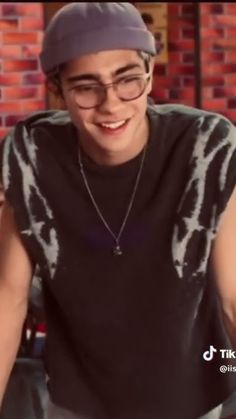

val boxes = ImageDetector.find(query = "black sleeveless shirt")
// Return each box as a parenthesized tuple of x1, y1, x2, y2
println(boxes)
(1, 104, 236, 419)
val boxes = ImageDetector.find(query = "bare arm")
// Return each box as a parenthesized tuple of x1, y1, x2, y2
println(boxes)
(0, 200, 34, 408)
(212, 188, 236, 349)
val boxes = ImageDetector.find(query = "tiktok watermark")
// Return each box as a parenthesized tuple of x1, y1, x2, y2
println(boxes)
(203, 345, 236, 361)
(203, 345, 217, 361)
(219, 365, 236, 373)
(203, 346, 236, 373)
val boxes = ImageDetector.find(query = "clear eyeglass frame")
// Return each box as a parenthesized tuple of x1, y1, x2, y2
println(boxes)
(68, 73, 151, 109)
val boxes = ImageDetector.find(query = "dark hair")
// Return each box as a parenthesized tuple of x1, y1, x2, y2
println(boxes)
(141, 13, 154, 26)
(137, 51, 152, 73)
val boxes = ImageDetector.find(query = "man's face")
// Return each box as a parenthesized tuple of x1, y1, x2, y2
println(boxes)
(59, 49, 154, 164)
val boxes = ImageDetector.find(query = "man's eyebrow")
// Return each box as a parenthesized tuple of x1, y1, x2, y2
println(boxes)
(66, 63, 142, 84)
(114, 63, 142, 77)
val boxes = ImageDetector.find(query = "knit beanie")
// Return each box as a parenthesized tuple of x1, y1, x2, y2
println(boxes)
(40, 2, 156, 74)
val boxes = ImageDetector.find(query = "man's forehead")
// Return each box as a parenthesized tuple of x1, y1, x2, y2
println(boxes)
(66, 63, 144, 84)
(63, 50, 145, 82)
(65, 49, 143, 72)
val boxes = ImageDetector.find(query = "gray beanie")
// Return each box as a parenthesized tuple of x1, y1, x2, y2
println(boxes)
(40, 2, 156, 74)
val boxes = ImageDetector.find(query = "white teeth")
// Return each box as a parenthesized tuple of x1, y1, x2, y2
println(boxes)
(100, 120, 126, 129)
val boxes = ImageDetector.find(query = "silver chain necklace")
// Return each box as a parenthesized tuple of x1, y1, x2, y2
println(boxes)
(78, 144, 147, 256)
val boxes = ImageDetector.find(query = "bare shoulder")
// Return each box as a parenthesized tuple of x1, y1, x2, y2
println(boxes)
(0, 200, 34, 295)
(212, 187, 236, 304)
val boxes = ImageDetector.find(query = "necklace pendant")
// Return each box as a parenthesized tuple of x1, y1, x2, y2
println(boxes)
(113, 245, 122, 256)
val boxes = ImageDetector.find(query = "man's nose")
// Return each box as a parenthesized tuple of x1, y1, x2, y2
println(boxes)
(99, 85, 122, 112)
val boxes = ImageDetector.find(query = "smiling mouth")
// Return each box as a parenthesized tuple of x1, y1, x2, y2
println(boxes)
(97, 119, 129, 130)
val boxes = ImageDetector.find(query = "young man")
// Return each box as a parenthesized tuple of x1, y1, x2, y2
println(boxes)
(0, 3, 236, 419)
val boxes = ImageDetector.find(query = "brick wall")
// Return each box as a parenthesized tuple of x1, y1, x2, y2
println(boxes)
(1, 2, 236, 140)
(153, 2, 236, 124)
(152, 3, 196, 107)
(0, 2, 45, 139)
(201, 3, 236, 122)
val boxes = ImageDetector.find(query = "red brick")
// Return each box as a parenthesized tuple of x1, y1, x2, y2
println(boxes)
(182, 52, 194, 64)
(168, 4, 180, 17)
(201, 28, 225, 38)
(23, 72, 45, 85)
(213, 14, 236, 27)
(182, 28, 195, 39)
(202, 76, 225, 87)
(168, 64, 195, 76)
(0, 18, 18, 30)
(3, 87, 39, 100)
(213, 87, 225, 99)
(201, 4, 224, 14)
(213, 38, 236, 49)
(201, 39, 215, 52)
(154, 64, 166, 76)
(228, 98, 236, 109)
(152, 76, 181, 89)
(0, 102, 22, 114)
(220, 62, 236, 73)
(225, 74, 236, 84)
(200, 14, 212, 27)
(22, 45, 42, 58)
(225, 51, 236, 62)
(5, 114, 26, 127)
(213, 85, 236, 98)
(169, 39, 195, 52)
(203, 63, 236, 77)
(176, 17, 195, 28)
(168, 26, 181, 41)
(1, 4, 16, 16)
(201, 51, 225, 63)
(2, 3, 43, 17)
(169, 88, 194, 101)
(168, 51, 182, 65)
(226, 27, 236, 38)
(202, 99, 226, 111)
(202, 88, 213, 99)
(0, 45, 22, 58)
(221, 110, 236, 123)
(181, 4, 195, 15)
(0, 73, 22, 85)
(3, 32, 38, 44)
(151, 88, 169, 101)
(225, 4, 236, 14)
(20, 17, 44, 31)
(3, 59, 38, 72)
(21, 100, 45, 113)
(183, 77, 195, 87)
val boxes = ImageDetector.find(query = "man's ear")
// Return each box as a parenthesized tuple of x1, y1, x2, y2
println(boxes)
(56, 97, 67, 111)
(149, 56, 155, 72)
(46, 80, 67, 110)
(147, 56, 155, 95)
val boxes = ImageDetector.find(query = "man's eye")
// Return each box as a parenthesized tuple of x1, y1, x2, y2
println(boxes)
(120, 76, 141, 84)
(74, 85, 99, 93)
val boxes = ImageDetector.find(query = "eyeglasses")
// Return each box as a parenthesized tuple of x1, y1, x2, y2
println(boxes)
(68, 73, 151, 109)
